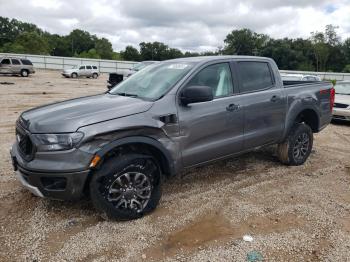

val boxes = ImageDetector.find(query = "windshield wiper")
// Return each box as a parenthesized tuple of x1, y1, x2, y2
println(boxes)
(115, 92, 138, 98)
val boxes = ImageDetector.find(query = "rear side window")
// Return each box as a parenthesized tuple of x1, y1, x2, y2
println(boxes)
(237, 62, 274, 93)
(20, 59, 33, 65)
(1, 59, 11, 65)
(92, 66, 97, 69)
(86, 65, 92, 69)
(11, 59, 20, 65)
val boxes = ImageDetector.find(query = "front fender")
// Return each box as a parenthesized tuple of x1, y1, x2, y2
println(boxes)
(95, 136, 176, 176)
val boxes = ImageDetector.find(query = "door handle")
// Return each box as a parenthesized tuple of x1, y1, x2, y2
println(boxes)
(270, 95, 280, 102)
(226, 104, 240, 112)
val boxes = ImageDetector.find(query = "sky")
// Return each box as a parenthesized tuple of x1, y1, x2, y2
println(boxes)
(1, 0, 350, 52)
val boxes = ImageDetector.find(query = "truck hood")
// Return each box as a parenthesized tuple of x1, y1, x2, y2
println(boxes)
(21, 94, 153, 133)
(335, 94, 350, 105)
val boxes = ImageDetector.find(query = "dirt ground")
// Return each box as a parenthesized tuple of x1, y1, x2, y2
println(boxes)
(0, 70, 349, 262)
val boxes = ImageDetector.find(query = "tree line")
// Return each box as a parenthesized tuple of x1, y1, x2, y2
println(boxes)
(1, 16, 350, 72)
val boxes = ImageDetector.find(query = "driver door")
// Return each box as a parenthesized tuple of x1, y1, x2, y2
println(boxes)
(177, 62, 244, 167)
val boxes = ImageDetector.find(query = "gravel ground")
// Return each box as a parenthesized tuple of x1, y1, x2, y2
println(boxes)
(0, 70, 350, 262)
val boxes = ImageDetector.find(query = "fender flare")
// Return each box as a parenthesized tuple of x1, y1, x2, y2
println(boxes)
(282, 105, 320, 140)
(95, 136, 175, 176)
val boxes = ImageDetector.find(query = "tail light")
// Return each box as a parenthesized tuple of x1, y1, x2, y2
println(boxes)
(330, 87, 335, 110)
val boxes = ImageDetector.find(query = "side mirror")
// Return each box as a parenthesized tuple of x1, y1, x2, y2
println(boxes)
(180, 85, 213, 106)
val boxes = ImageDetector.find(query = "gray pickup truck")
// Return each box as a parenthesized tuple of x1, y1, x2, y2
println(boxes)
(10, 56, 334, 220)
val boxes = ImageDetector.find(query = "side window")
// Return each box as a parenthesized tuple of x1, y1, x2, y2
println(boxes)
(79, 66, 85, 70)
(86, 65, 92, 69)
(1, 59, 11, 65)
(237, 62, 274, 93)
(92, 66, 97, 69)
(11, 59, 20, 65)
(186, 63, 233, 98)
(20, 59, 33, 65)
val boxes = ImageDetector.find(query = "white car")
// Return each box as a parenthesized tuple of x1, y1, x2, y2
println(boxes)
(62, 65, 99, 78)
(281, 74, 321, 81)
(333, 81, 350, 121)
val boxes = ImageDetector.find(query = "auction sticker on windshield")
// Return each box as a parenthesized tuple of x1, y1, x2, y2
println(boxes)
(167, 64, 190, 69)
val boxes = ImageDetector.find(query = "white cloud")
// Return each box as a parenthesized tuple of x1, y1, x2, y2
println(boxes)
(0, 0, 349, 51)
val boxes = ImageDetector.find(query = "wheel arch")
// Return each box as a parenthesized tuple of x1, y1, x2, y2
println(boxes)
(94, 136, 175, 177)
(283, 106, 320, 140)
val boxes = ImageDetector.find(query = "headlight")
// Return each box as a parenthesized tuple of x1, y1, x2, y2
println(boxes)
(32, 132, 84, 151)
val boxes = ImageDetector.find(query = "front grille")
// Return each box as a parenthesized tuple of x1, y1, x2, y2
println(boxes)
(334, 103, 349, 108)
(16, 122, 35, 161)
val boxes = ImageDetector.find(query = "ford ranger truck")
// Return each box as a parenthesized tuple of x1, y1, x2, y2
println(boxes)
(10, 56, 334, 220)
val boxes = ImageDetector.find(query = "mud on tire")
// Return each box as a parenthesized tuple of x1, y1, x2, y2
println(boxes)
(89, 154, 161, 220)
(277, 123, 313, 166)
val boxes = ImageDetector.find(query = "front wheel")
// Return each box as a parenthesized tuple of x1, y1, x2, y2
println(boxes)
(21, 69, 29, 77)
(92, 73, 98, 79)
(90, 154, 161, 220)
(277, 123, 313, 166)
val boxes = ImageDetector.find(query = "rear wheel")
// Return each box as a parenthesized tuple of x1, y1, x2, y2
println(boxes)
(21, 69, 29, 77)
(90, 154, 161, 220)
(92, 73, 98, 79)
(277, 123, 313, 166)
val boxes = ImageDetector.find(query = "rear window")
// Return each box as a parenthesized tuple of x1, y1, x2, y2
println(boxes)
(11, 59, 20, 65)
(86, 65, 92, 69)
(237, 62, 274, 93)
(1, 59, 11, 65)
(92, 66, 97, 69)
(20, 59, 33, 65)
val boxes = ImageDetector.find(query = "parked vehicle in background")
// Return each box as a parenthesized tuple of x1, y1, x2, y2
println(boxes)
(62, 65, 99, 78)
(332, 81, 350, 121)
(0, 57, 35, 77)
(281, 74, 321, 81)
(126, 61, 158, 77)
(107, 61, 158, 89)
(11, 56, 334, 220)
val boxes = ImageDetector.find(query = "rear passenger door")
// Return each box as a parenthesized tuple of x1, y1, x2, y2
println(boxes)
(86, 65, 92, 76)
(236, 61, 286, 149)
(11, 58, 21, 74)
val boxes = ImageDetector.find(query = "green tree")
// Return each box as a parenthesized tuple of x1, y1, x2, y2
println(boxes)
(223, 28, 269, 55)
(77, 48, 101, 59)
(14, 32, 50, 54)
(95, 38, 113, 59)
(310, 32, 329, 71)
(67, 29, 95, 55)
(120, 45, 140, 61)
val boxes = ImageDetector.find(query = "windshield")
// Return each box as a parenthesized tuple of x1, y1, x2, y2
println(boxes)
(334, 83, 350, 95)
(72, 65, 78, 69)
(132, 63, 147, 71)
(109, 61, 195, 100)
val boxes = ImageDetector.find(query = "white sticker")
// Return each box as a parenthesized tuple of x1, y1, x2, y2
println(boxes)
(167, 64, 189, 69)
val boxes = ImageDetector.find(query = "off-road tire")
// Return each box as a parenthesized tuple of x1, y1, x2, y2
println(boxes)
(21, 69, 29, 77)
(277, 123, 313, 166)
(90, 154, 161, 220)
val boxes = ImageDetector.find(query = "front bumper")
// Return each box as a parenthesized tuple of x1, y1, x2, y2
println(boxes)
(333, 108, 350, 121)
(11, 147, 91, 201)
